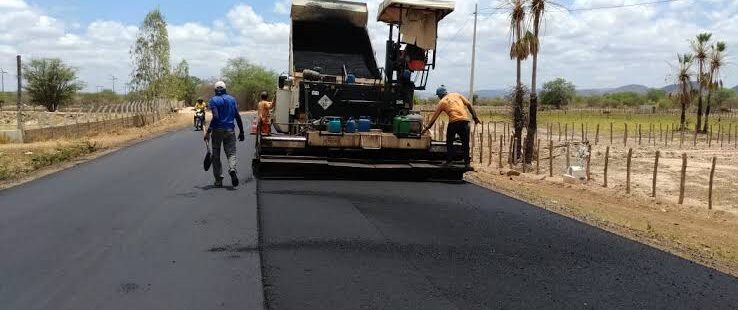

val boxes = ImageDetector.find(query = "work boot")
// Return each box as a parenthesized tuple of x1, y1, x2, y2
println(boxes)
(229, 170, 239, 187)
(214, 177, 223, 188)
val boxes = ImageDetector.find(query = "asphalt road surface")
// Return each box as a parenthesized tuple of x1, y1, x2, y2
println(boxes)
(1, 125, 738, 309)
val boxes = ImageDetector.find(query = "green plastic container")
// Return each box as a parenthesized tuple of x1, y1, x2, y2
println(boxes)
(393, 112, 422, 137)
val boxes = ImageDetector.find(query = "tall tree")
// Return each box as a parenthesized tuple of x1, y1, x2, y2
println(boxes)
(524, 0, 554, 163)
(703, 41, 726, 133)
(690, 32, 711, 133)
(540, 78, 575, 109)
(506, 0, 530, 163)
(130, 8, 171, 100)
(221, 57, 277, 110)
(23, 58, 85, 112)
(674, 53, 694, 131)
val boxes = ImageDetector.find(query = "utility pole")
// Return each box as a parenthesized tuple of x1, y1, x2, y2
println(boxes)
(16, 55, 24, 141)
(0, 67, 7, 110)
(110, 75, 118, 93)
(0, 67, 7, 95)
(469, 3, 478, 104)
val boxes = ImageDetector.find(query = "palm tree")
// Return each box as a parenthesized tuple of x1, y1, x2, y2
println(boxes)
(506, 0, 530, 163)
(690, 32, 712, 133)
(703, 41, 726, 133)
(675, 53, 694, 130)
(524, 0, 557, 163)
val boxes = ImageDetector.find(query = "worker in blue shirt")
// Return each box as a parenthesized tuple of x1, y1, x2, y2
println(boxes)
(204, 81, 245, 187)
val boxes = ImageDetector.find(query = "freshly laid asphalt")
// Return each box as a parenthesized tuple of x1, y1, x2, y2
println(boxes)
(0, 128, 263, 310)
(1, 123, 737, 310)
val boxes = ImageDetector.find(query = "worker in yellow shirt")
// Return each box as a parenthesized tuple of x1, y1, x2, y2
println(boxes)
(422, 85, 481, 167)
(194, 97, 207, 111)
(193, 97, 207, 131)
(257, 91, 273, 135)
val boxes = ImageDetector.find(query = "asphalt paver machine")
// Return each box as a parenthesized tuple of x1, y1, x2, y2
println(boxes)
(253, 0, 469, 180)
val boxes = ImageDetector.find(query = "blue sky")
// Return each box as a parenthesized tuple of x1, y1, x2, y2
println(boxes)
(27, 0, 288, 25)
(2, 0, 737, 94)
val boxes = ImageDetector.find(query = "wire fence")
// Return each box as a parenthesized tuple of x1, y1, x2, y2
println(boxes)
(1, 99, 184, 143)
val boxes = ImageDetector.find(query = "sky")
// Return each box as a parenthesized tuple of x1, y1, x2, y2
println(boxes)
(1, 0, 737, 95)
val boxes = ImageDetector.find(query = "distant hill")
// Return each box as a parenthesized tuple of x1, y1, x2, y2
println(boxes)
(661, 82, 700, 93)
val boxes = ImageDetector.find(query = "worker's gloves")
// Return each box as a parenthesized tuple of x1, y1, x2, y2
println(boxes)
(473, 117, 482, 125)
(238, 132, 245, 142)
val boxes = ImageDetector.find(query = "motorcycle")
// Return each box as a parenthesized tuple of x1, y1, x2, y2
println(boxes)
(194, 109, 205, 131)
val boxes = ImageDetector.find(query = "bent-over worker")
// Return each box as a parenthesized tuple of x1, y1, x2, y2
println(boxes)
(204, 81, 245, 188)
(422, 85, 481, 168)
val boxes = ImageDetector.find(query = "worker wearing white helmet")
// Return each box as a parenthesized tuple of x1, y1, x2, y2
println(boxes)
(204, 81, 245, 188)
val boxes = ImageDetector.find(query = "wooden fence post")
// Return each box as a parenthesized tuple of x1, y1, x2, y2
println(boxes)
(709, 156, 716, 210)
(595, 123, 600, 145)
(638, 124, 642, 145)
(626, 148, 633, 194)
(558, 122, 561, 142)
(508, 136, 514, 169)
(679, 153, 687, 204)
(708, 128, 713, 148)
(493, 122, 497, 141)
(564, 123, 568, 141)
(536, 139, 541, 175)
(566, 143, 570, 169)
(610, 122, 613, 145)
(603, 146, 610, 188)
(498, 136, 503, 168)
(549, 140, 554, 177)
(624, 123, 628, 146)
(488, 134, 493, 166)
(479, 132, 483, 164)
(652, 150, 660, 197)
(581, 123, 584, 142)
(586, 144, 592, 181)
(648, 124, 652, 145)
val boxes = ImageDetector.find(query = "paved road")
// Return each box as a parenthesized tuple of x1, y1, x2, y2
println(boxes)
(0, 129, 263, 310)
(1, 126, 738, 310)
(259, 182, 738, 309)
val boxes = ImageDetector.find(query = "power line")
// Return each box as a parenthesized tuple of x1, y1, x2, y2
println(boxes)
(478, 0, 685, 14)
(568, 0, 684, 12)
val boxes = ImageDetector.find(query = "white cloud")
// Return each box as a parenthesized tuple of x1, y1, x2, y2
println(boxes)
(1, 0, 737, 96)
(273, 0, 291, 15)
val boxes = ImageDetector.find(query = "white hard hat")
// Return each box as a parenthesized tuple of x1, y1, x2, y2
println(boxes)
(215, 81, 226, 89)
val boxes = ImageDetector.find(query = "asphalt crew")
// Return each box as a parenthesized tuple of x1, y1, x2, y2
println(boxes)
(257, 91, 273, 135)
(204, 81, 245, 187)
(422, 85, 481, 168)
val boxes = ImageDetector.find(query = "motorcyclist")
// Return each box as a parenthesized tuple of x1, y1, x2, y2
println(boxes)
(194, 98, 206, 130)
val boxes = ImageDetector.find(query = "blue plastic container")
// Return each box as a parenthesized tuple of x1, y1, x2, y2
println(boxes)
(358, 117, 371, 132)
(345, 118, 357, 133)
(327, 117, 342, 133)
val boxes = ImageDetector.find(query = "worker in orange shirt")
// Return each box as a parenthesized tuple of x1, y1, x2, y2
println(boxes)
(257, 91, 273, 135)
(422, 85, 481, 168)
